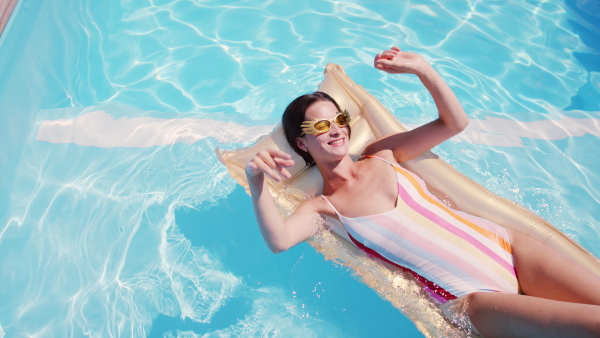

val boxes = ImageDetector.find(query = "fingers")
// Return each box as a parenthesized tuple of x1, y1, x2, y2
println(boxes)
(269, 148, 294, 164)
(374, 47, 400, 61)
(375, 51, 395, 62)
(374, 47, 425, 75)
(246, 148, 295, 182)
(374, 57, 400, 73)
(374, 46, 402, 70)
(381, 47, 400, 59)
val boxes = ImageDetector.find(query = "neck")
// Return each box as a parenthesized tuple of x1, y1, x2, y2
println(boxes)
(315, 154, 356, 194)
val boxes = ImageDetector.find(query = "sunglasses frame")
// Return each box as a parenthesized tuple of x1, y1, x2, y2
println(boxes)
(300, 109, 351, 135)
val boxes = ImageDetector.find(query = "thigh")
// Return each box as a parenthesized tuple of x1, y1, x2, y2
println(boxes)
(508, 230, 600, 305)
(466, 292, 600, 338)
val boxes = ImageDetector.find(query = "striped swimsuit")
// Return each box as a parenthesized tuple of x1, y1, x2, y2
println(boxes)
(321, 156, 519, 303)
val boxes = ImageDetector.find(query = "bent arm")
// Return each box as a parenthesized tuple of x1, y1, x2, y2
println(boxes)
(367, 47, 469, 162)
(246, 149, 320, 253)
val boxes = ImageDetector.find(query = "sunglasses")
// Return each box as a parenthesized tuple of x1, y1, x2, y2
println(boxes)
(300, 110, 351, 135)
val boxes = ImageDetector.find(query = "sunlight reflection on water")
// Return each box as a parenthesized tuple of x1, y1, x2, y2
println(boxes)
(0, 0, 598, 337)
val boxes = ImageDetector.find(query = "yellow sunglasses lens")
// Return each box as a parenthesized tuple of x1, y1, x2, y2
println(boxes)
(313, 120, 332, 132)
(334, 113, 349, 126)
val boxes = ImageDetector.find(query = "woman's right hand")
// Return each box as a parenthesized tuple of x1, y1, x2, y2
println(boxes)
(245, 148, 319, 253)
(245, 148, 295, 182)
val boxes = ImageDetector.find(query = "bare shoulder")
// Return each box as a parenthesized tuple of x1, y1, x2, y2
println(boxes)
(361, 141, 398, 163)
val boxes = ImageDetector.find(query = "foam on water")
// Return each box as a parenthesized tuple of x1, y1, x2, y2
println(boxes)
(0, 0, 598, 337)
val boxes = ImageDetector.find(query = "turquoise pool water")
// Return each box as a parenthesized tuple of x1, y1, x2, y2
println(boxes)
(0, 0, 598, 337)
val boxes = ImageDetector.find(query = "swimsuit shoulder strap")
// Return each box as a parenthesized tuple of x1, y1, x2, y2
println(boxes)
(321, 195, 343, 218)
(362, 155, 399, 168)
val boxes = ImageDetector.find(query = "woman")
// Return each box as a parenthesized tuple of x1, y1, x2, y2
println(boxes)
(245, 47, 600, 337)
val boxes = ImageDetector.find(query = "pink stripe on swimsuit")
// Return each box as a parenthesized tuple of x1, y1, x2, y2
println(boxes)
(321, 156, 519, 303)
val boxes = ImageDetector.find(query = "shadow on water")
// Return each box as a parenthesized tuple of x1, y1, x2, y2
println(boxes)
(148, 297, 252, 337)
(148, 185, 269, 336)
(148, 185, 424, 337)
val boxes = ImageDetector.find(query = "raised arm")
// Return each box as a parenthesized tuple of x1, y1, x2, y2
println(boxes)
(245, 148, 321, 253)
(365, 47, 469, 162)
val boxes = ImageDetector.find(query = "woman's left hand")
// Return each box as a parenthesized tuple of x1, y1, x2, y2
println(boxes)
(368, 46, 469, 163)
(374, 47, 426, 75)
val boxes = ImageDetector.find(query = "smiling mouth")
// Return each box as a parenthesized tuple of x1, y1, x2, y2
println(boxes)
(329, 138, 345, 146)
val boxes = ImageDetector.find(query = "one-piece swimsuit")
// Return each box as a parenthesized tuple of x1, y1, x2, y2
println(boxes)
(321, 155, 519, 303)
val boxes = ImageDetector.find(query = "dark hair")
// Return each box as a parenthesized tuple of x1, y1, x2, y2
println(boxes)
(281, 91, 351, 165)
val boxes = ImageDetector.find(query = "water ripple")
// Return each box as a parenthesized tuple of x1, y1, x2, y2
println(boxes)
(0, 0, 598, 336)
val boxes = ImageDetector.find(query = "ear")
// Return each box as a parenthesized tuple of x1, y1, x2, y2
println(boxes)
(296, 137, 307, 152)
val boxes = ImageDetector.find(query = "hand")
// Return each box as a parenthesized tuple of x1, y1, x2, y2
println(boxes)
(246, 148, 295, 182)
(374, 47, 427, 75)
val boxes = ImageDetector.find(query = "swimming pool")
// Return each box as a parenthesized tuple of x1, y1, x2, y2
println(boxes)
(0, 0, 598, 337)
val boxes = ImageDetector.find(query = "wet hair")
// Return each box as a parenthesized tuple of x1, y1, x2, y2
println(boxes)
(281, 91, 351, 166)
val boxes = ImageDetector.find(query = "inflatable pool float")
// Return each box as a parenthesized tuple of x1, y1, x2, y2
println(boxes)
(217, 64, 600, 336)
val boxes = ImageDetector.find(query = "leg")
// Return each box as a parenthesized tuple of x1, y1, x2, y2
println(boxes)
(509, 230, 600, 305)
(462, 231, 600, 337)
(466, 292, 600, 337)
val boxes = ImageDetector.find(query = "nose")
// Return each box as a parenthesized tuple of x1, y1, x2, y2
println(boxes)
(328, 121, 343, 136)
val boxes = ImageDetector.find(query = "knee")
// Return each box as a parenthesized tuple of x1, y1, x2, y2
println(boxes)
(462, 292, 506, 326)
(464, 292, 484, 310)
(463, 293, 485, 322)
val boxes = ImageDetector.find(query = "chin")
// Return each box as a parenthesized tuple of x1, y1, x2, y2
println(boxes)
(330, 145, 350, 157)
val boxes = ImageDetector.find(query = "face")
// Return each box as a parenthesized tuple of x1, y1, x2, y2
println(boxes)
(296, 100, 350, 161)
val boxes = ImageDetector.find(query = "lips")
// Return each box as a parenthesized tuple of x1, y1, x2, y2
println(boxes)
(328, 138, 345, 146)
